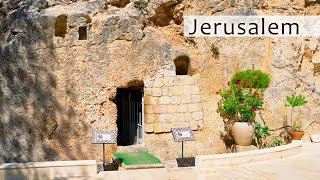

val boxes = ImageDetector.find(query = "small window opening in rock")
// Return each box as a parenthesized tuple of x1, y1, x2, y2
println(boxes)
(78, 26, 87, 40)
(55, 15, 67, 38)
(174, 55, 190, 75)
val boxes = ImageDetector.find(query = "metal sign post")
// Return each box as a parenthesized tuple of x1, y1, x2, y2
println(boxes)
(92, 130, 116, 168)
(171, 127, 195, 159)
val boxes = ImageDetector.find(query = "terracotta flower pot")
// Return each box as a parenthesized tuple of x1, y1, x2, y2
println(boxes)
(231, 122, 255, 146)
(288, 131, 305, 140)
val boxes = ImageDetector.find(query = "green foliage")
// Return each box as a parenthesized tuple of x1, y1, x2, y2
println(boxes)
(134, 1, 148, 9)
(231, 70, 270, 89)
(218, 83, 264, 122)
(210, 45, 219, 57)
(292, 123, 302, 131)
(285, 95, 308, 108)
(255, 122, 271, 148)
(255, 122, 271, 139)
(270, 137, 283, 147)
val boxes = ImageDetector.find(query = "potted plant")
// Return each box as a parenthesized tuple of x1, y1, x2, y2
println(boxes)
(217, 70, 270, 146)
(285, 95, 308, 140)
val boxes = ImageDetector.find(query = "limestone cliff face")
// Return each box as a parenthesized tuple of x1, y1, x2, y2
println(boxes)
(0, 0, 320, 163)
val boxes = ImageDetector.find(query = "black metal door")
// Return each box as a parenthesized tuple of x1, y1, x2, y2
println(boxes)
(116, 88, 143, 146)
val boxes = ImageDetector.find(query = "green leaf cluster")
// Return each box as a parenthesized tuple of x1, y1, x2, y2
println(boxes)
(218, 84, 264, 122)
(270, 137, 283, 147)
(285, 95, 308, 107)
(255, 122, 271, 139)
(292, 123, 302, 131)
(231, 70, 270, 89)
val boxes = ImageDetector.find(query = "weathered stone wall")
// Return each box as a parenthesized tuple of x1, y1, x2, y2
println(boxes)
(0, 0, 320, 163)
(144, 64, 204, 133)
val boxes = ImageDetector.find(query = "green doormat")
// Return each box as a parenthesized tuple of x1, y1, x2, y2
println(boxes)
(112, 152, 162, 165)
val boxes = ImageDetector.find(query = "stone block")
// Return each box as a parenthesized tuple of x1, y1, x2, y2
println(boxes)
(175, 113, 186, 122)
(185, 113, 192, 122)
(170, 96, 181, 104)
(159, 96, 171, 105)
(145, 124, 154, 133)
(192, 112, 203, 121)
(181, 95, 192, 104)
(158, 114, 167, 123)
(184, 85, 193, 95)
(162, 87, 172, 96)
(310, 134, 320, 143)
(153, 105, 167, 114)
(192, 95, 201, 103)
(144, 80, 153, 88)
(176, 76, 194, 85)
(188, 104, 199, 112)
(184, 77, 195, 85)
(145, 88, 152, 96)
(164, 69, 176, 77)
(162, 123, 171, 133)
(191, 85, 200, 95)
(154, 122, 162, 133)
(231, 145, 258, 153)
(167, 105, 179, 113)
(190, 121, 198, 131)
(145, 96, 158, 105)
(172, 86, 183, 96)
(153, 78, 164, 88)
(163, 77, 175, 86)
(152, 88, 162, 97)
(178, 104, 188, 113)
(166, 114, 174, 123)
(198, 121, 204, 130)
(145, 105, 153, 114)
(145, 114, 156, 124)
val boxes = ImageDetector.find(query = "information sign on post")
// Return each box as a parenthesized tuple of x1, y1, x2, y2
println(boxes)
(171, 128, 195, 158)
(92, 130, 116, 167)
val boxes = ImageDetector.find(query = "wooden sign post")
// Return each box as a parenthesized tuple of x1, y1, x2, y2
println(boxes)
(92, 130, 116, 167)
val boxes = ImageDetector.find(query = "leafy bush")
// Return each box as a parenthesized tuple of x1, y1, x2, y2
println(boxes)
(270, 137, 283, 147)
(231, 70, 270, 89)
(218, 70, 270, 122)
(255, 122, 271, 148)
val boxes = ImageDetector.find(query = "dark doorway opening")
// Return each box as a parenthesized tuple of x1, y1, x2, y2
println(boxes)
(115, 87, 144, 146)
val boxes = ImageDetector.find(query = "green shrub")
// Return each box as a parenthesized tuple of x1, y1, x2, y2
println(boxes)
(231, 70, 270, 89)
(218, 70, 270, 122)
(270, 137, 283, 147)
(255, 122, 271, 148)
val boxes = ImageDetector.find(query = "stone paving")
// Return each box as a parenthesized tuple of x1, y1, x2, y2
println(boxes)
(87, 143, 320, 180)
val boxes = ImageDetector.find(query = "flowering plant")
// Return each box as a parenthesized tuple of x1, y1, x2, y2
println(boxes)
(217, 70, 270, 122)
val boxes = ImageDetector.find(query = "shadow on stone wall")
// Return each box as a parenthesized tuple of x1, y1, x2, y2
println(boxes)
(0, 1, 87, 163)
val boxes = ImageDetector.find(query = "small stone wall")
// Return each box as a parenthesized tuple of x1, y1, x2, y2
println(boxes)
(144, 65, 204, 134)
(0, 160, 97, 179)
